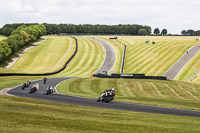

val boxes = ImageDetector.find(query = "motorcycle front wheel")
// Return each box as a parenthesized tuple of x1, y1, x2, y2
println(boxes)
(97, 97, 101, 102)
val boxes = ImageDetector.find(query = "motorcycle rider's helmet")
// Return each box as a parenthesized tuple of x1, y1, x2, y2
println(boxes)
(111, 88, 115, 91)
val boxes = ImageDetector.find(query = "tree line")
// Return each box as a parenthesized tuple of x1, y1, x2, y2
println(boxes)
(181, 30, 200, 36)
(0, 24, 46, 66)
(0, 23, 152, 36)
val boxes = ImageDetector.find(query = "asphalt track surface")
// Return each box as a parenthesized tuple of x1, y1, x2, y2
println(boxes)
(163, 45, 200, 79)
(89, 37, 116, 73)
(8, 78, 200, 117)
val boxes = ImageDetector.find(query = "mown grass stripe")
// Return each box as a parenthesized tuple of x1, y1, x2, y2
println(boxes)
(57, 77, 200, 110)
(128, 42, 176, 73)
(163, 84, 184, 100)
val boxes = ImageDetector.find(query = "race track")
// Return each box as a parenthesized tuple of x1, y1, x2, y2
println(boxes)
(5, 38, 200, 117)
(8, 77, 200, 117)
(163, 45, 200, 79)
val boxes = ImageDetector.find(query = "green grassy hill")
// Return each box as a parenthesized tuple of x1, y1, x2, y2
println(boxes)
(0, 95, 200, 133)
(98, 36, 199, 77)
(10, 36, 75, 73)
(53, 37, 105, 77)
(0, 36, 105, 77)
(57, 77, 200, 111)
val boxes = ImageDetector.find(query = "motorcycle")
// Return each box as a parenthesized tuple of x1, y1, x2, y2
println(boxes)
(43, 78, 47, 84)
(21, 83, 26, 90)
(29, 83, 39, 93)
(97, 90, 115, 103)
(22, 80, 31, 90)
(44, 86, 55, 95)
(25, 80, 31, 87)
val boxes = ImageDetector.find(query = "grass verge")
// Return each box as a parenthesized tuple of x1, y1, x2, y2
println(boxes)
(0, 95, 200, 133)
(57, 77, 200, 111)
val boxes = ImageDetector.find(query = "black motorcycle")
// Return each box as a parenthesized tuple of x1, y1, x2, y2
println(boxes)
(21, 83, 26, 90)
(25, 80, 31, 87)
(97, 90, 115, 103)
(43, 77, 47, 84)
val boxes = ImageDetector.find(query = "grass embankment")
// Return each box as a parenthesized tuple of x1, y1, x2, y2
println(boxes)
(0, 95, 200, 133)
(1, 36, 105, 77)
(175, 50, 200, 82)
(9, 36, 75, 73)
(0, 36, 105, 90)
(54, 37, 105, 77)
(57, 77, 200, 111)
(99, 36, 199, 76)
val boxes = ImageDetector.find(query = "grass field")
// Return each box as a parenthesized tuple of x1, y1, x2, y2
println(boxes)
(0, 36, 105, 77)
(53, 37, 105, 77)
(99, 36, 199, 76)
(57, 77, 200, 111)
(0, 95, 200, 133)
(9, 36, 75, 73)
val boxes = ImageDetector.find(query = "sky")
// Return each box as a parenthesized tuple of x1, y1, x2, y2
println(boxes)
(0, 0, 200, 34)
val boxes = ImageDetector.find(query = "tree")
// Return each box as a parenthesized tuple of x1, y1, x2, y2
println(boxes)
(181, 30, 187, 35)
(138, 29, 147, 35)
(161, 29, 167, 35)
(7, 34, 25, 52)
(154, 28, 160, 35)
(187, 30, 195, 36)
(196, 30, 200, 36)
(0, 41, 11, 64)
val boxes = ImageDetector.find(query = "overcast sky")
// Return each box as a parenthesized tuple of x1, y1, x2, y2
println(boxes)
(0, 0, 200, 34)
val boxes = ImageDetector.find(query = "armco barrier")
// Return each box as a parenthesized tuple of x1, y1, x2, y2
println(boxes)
(93, 73, 167, 80)
(120, 44, 126, 74)
(0, 37, 78, 76)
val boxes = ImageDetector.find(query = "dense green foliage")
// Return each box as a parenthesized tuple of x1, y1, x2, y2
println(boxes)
(0, 23, 152, 35)
(0, 24, 46, 66)
(154, 28, 160, 35)
(161, 29, 167, 35)
(181, 29, 200, 36)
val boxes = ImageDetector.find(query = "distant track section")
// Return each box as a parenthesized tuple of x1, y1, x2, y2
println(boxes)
(163, 45, 200, 80)
(89, 37, 116, 74)
(0, 37, 78, 76)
